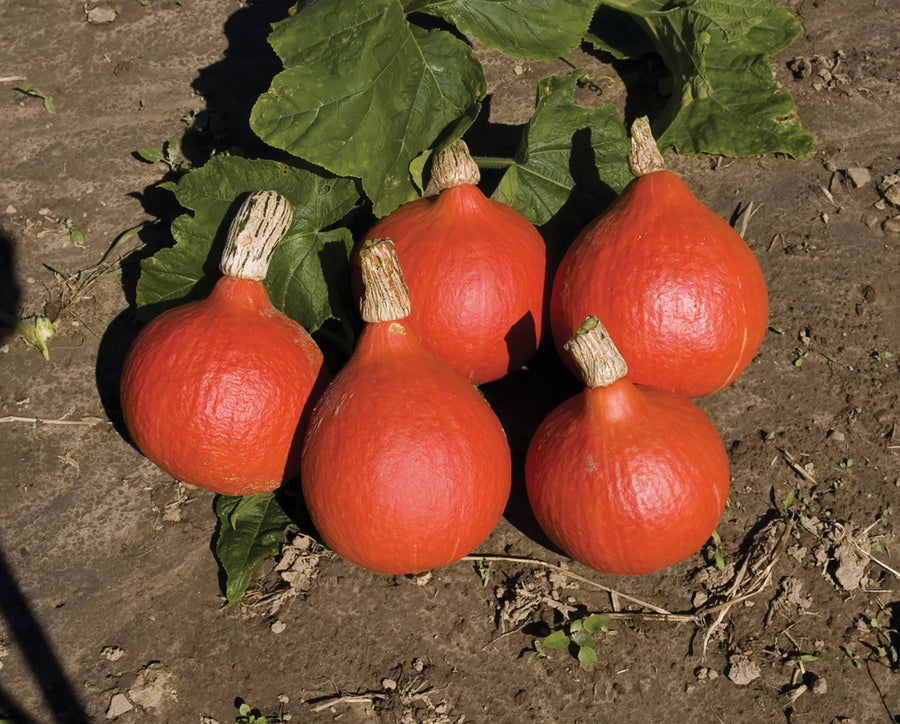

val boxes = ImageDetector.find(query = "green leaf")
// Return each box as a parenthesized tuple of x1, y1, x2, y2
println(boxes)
(214, 493, 292, 606)
(585, 4, 657, 60)
(136, 148, 163, 163)
(542, 629, 569, 649)
(625, 0, 814, 158)
(416, 0, 597, 61)
(577, 644, 598, 666)
(250, 0, 486, 218)
(492, 71, 632, 237)
(0, 313, 56, 360)
(15, 81, 54, 113)
(135, 154, 360, 330)
(581, 613, 612, 633)
(570, 629, 595, 649)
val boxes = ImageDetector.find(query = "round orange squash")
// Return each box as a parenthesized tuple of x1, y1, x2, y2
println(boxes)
(356, 140, 547, 384)
(526, 317, 730, 575)
(302, 239, 512, 574)
(550, 117, 769, 397)
(119, 190, 328, 495)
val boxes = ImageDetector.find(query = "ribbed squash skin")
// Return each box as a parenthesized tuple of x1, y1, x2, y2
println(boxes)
(120, 277, 327, 495)
(525, 378, 730, 575)
(301, 319, 512, 575)
(360, 184, 546, 384)
(550, 171, 768, 397)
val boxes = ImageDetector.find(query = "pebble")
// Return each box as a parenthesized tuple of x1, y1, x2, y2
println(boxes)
(882, 216, 900, 235)
(271, 620, 286, 634)
(844, 167, 871, 188)
(105, 693, 133, 719)
(725, 654, 761, 685)
(85, 2, 117, 24)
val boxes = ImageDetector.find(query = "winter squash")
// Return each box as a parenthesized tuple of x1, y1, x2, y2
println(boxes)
(119, 190, 328, 495)
(526, 317, 730, 575)
(356, 139, 547, 384)
(302, 239, 512, 574)
(550, 117, 768, 397)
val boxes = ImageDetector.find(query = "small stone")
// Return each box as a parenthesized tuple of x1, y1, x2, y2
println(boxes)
(827, 429, 846, 443)
(884, 185, 900, 207)
(833, 542, 868, 590)
(85, 1, 117, 24)
(844, 167, 871, 188)
(725, 654, 761, 685)
(862, 213, 881, 228)
(128, 670, 176, 710)
(106, 693, 133, 719)
(382, 678, 397, 690)
(270, 619, 286, 634)
(881, 216, 900, 235)
(809, 674, 828, 695)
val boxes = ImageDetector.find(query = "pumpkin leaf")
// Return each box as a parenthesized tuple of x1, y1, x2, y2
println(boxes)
(135, 155, 360, 331)
(622, 0, 814, 158)
(214, 493, 292, 606)
(492, 71, 632, 237)
(250, 0, 486, 218)
(412, 0, 598, 61)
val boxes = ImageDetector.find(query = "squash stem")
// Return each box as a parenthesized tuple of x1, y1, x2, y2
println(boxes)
(219, 190, 294, 281)
(359, 239, 411, 324)
(564, 316, 628, 388)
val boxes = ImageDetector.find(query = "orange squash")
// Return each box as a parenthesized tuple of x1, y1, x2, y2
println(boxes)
(526, 317, 730, 575)
(356, 140, 547, 384)
(302, 239, 511, 574)
(119, 190, 328, 495)
(550, 117, 769, 397)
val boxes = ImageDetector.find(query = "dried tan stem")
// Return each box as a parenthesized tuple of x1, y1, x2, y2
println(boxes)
(219, 190, 294, 281)
(628, 116, 666, 176)
(359, 238, 411, 323)
(431, 139, 481, 191)
(563, 316, 628, 388)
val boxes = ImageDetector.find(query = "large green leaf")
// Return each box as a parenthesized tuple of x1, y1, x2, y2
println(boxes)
(626, 0, 814, 157)
(414, 0, 598, 61)
(492, 71, 632, 240)
(136, 155, 360, 331)
(214, 493, 292, 606)
(250, 0, 486, 218)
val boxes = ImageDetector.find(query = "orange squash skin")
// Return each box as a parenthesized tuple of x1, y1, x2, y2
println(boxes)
(550, 171, 769, 397)
(120, 277, 328, 495)
(360, 184, 547, 384)
(300, 319, 512, 575)
(525, 378, 730, 575)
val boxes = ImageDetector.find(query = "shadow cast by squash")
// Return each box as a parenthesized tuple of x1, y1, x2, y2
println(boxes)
(480, 338, 581, 555)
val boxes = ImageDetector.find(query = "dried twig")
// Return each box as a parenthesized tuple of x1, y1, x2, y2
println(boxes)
(0, 415, 106, 426)
(462, 554, 673, 615)
(778, 448, 818, 484)
(698, 519, 793, 657)
(848, 540, 900, 580)
(311, 693, 381, 712)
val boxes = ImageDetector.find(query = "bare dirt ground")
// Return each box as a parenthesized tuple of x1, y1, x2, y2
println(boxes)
(1, 1, 898, 722)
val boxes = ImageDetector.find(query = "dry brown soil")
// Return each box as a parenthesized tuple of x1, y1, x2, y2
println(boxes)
(1, 1, 898, 722)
